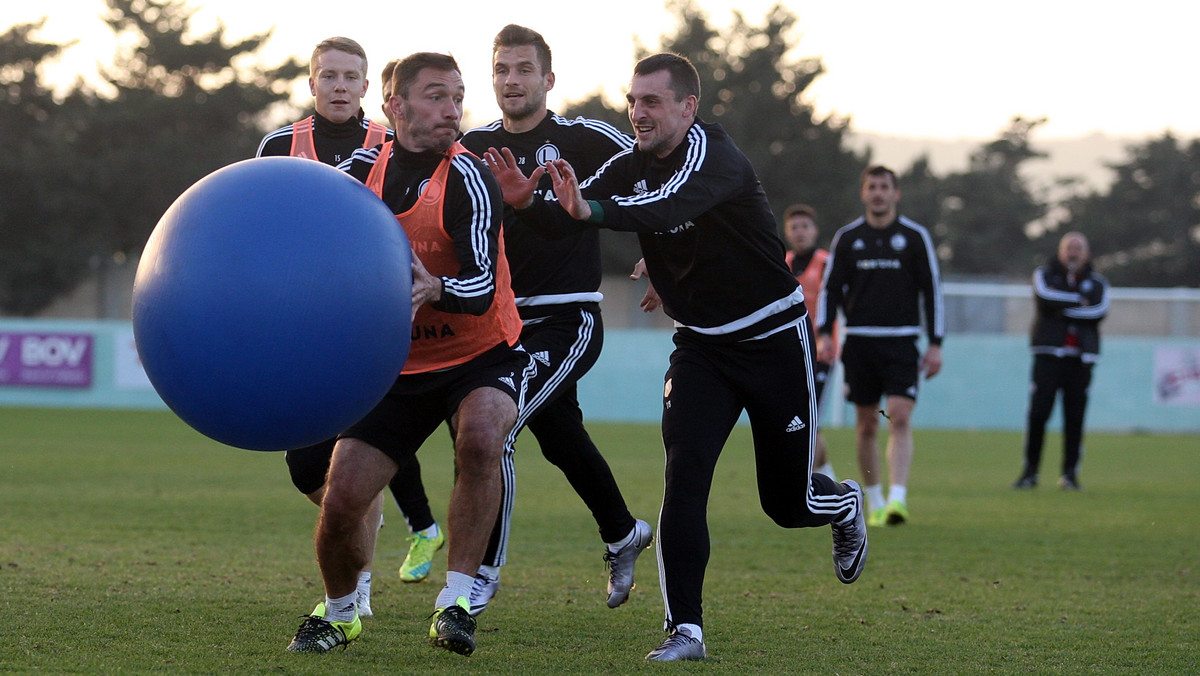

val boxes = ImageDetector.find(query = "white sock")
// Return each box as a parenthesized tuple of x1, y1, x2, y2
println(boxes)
(677, 623, 703, 643)
(356, 571, 372, 591)
(419, 522, 440, 539)
(816, 463, 837, 481)
(865, 484, 886, 512)
(324, 590, 357, 622)
(477, 564, 500, 581)
(435, 571, 475, 609)
(889, 484, 907, 505)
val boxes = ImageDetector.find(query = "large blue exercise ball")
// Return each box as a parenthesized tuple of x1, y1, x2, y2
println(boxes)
(132, 157, 411, 451)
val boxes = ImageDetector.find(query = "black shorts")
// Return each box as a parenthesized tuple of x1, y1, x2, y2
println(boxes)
(518, 304, 603, 422)
(284, 438, 336, 495)
(840, 335, 920, 405)
(340, 342, 532, 465)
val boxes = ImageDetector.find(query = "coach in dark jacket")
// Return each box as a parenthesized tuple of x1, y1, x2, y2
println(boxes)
(1014, 232, 1109, 490)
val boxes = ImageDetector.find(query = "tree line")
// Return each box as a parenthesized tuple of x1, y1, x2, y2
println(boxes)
(2, 0, 1197, 316)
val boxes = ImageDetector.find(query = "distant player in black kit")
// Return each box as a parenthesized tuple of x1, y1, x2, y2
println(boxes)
(485, 52, 867, 662)
(816, 165, 945, 528)
(459, 24, 651, 616)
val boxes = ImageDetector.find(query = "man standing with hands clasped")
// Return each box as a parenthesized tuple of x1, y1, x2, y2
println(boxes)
(485, 52, 867, 662)
(1013, 232, 1108, 490)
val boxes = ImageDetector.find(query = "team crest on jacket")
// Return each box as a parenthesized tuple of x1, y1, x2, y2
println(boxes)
(890, 233, 907, 251)
(536, 144, 560, 165)
(852, 238, 866, 250)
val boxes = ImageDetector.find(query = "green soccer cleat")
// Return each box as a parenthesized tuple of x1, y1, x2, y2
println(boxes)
(287, 602, 361, 653)
(867, 507, 888, 527)
(429, 596, 476, 656)
(884, 499, 909, 525)
(399, 528, 446, 583)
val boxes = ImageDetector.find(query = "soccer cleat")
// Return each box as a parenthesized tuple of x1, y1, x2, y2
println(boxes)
(645, 629, 707, 661)
(399, 528, 446, 583)
(287, 602, 362, 653)
(467, 569, 500, 617)
(1012, 474, 1038, 489)
(867, 507, 888, 528)
(429, 597, 476, 656)
(832, 479, 868, 584)
(885, 499, 909, 526)
(1058, 474, 1082, 490)
(604, 519, 653, 608)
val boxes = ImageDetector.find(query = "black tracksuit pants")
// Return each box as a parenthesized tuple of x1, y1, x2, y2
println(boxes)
(657, 321, 856, 630)
(1023, 353, 1093, 478)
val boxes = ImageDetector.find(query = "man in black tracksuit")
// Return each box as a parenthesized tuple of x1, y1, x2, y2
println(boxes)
(1014, 232, 1109, 490)
(459, 24, 650, 616)
(484, 52, 867, 663)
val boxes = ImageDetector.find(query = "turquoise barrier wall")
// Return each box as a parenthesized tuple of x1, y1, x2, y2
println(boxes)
(578, 332, 1200, 433)
(2, 319, 1197, 433)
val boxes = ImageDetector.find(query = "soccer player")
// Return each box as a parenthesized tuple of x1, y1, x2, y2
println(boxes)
(287, 52, 530, 657)
(257, 37, 429, 618)
(485, 52, 867, 662)
(816, 165, 945, 527)
(256, 37, 388, 163)
(458, 23, 650, 616)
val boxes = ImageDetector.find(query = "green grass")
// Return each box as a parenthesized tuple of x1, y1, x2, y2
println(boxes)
(1, 407, 1195, 674)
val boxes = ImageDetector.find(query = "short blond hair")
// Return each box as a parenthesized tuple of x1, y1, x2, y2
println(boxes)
(310, 37, 367, 78)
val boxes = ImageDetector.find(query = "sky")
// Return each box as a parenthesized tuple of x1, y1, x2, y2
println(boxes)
(7, 0, 1200, 141)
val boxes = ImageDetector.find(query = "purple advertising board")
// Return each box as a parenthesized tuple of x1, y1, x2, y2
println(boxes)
(0, 332, 94, 388)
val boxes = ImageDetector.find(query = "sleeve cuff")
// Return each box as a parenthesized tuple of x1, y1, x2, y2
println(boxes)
(586, 200, 605, 224)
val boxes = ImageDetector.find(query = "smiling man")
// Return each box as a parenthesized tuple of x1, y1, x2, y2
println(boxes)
(459, 24, 649, 619)
(484, 52, 868, 662)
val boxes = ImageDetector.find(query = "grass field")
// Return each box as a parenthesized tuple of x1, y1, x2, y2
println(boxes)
(2, 407, 1196, 674)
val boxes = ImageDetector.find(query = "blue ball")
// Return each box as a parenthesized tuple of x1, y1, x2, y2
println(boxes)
(132, 157, 411, 451)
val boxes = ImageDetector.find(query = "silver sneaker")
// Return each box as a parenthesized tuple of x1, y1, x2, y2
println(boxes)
(604, 519, 653, 608)
(467, 569, 500, 617)
(645, 629, 706, 661)
(832, 479, 868, 584)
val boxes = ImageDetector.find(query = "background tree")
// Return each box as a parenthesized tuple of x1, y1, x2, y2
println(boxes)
(935, 117, 1048, 277)
(0, 0, 303, 316)
(84, 0, 305, 260)
(1055, 133, 1200, 287)
(0, 22, 102, 315)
